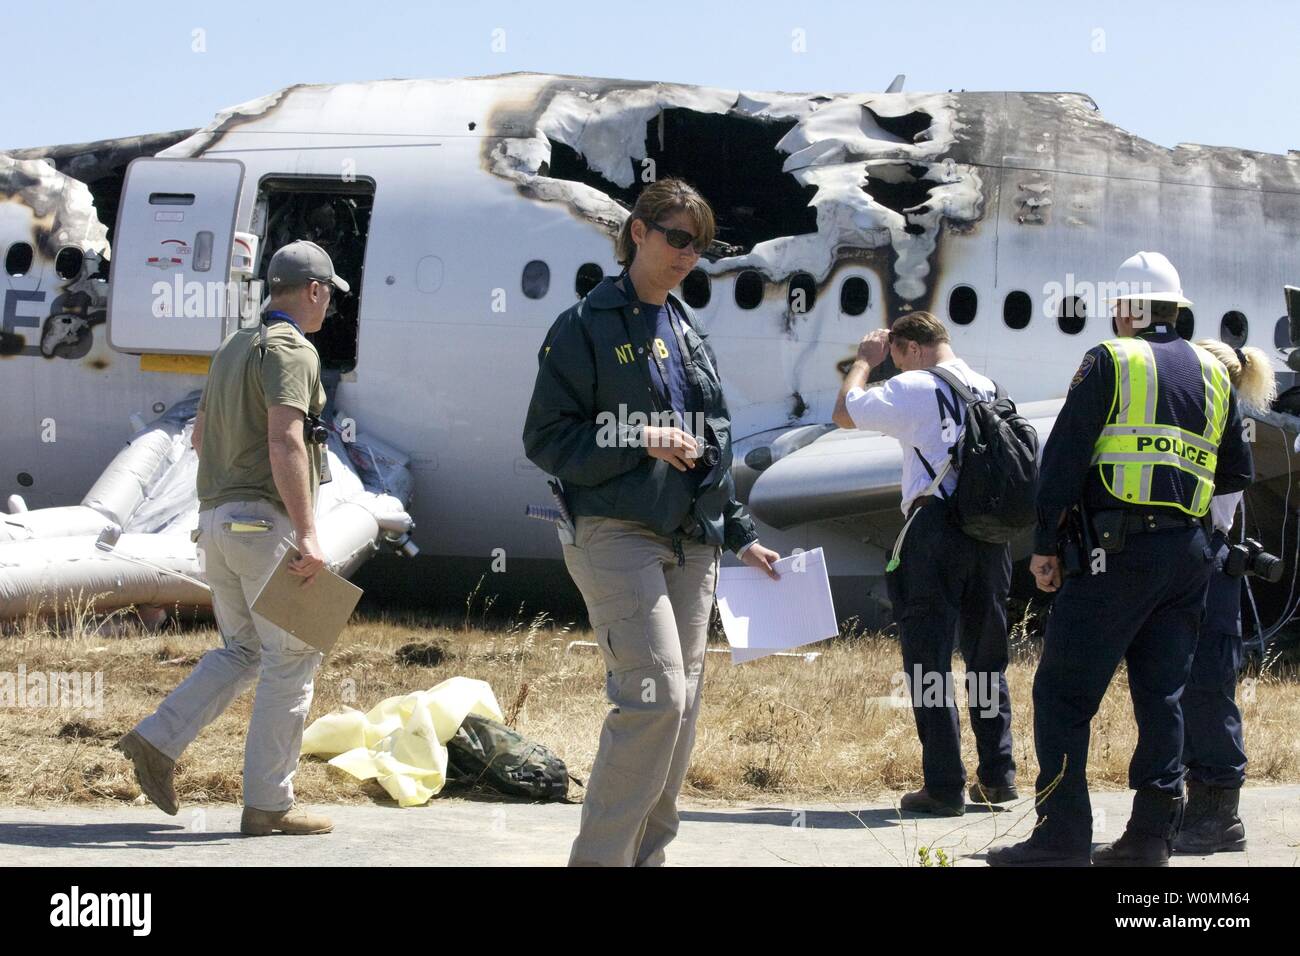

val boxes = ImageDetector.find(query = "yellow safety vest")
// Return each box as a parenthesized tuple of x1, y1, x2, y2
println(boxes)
(1089, 337, 1231, 517)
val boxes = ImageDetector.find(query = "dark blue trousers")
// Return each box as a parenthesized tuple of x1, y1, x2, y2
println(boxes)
(1182, 534, 1248, 788)
(886, 499, 1015, 802)
(1032, 524, 1214, 852)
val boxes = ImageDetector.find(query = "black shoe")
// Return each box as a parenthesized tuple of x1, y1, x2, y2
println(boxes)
(969, 781, 1020, 806)
(900, 788, 965, 816)
(1173, 783, 1246, 854)
(1092, 788, 1181, 867)
(987, 836, 1091, 867)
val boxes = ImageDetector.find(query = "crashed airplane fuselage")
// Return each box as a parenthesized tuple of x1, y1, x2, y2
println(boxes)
(2, 72, 1298, 623)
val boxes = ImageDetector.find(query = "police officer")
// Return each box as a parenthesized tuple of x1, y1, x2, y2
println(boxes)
(988, 252, 1254, 867)
(1176, 339, 1276, 854)
(115, 240, 347, 837)
(523, 178, 780, 866)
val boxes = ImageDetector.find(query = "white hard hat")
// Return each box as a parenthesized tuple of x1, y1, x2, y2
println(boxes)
(1106, 251, 1192, 307)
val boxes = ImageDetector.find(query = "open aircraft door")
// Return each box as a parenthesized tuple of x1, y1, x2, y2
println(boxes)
(107, 158, 245, 354)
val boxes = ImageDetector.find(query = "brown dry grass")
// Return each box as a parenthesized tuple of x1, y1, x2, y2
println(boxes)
(1, 598, 1298, 809)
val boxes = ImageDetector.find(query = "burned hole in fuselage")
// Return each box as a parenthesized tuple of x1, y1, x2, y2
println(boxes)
(862, 163, 934, 235)
(862, 106, 933, 145)
(544, 108, 819, 255)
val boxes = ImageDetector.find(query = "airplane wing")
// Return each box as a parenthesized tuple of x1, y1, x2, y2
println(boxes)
(743, 399, 1065, 529)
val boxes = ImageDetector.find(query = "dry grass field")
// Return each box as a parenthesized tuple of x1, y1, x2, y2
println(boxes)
(1, 591, 1297, 809)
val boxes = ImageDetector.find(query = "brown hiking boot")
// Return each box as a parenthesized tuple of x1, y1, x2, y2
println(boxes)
(899, 788, 965, 816)
(113, 730, 178, 815)
(241, 803, 334, 836)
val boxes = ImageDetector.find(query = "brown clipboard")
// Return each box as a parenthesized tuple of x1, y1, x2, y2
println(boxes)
(249, 539, 362, 654)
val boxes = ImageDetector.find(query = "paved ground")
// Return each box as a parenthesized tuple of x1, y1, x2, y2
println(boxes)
(2, 786, 1296, 866)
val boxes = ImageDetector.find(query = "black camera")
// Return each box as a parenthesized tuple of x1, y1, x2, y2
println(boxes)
(1224, 538, 1283, 582)
(303, 413, 328, 445)
(700, 443, 720, 468)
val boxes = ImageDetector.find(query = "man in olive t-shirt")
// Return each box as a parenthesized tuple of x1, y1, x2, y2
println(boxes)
(195, 315, 327, 513)
(117, 240, 349, 837)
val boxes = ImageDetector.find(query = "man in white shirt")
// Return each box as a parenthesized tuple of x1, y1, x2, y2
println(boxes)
(832, 311, 1017, 816)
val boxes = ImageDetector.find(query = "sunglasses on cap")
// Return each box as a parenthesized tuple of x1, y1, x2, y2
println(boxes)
(643, 219, 708, 255)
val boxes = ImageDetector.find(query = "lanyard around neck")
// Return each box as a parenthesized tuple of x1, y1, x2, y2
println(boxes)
(263, 309, 302, 335)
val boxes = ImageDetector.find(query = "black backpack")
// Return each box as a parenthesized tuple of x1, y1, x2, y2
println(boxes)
(928, 367, 1039, 544)
(445, 714, 570, 801)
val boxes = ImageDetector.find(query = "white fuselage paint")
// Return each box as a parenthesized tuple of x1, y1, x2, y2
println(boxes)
(2, 76, 1296, 599)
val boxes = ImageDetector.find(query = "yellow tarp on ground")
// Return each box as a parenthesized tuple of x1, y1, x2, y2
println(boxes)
(301, 676, 503, 807)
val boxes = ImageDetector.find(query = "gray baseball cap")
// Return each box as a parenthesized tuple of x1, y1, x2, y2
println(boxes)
(267, 239, 350, 293)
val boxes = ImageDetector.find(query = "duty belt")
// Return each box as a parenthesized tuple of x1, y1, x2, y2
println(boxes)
(1092, 509, 1201, 533)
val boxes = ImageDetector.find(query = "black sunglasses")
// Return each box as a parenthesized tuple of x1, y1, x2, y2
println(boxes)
(643, 219, 708, 254)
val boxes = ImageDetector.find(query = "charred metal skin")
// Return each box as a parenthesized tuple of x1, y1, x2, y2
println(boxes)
(0, 154, 109, 359)
(482, 76, 986, 315)
(6, 128, 196, 239)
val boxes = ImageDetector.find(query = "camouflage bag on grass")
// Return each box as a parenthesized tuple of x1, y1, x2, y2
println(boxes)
(445, 714, 569, 801)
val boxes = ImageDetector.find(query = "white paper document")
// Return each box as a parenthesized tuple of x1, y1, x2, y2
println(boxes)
(716, 547, 838, 664)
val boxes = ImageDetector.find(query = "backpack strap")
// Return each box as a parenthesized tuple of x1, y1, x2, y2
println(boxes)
(929, 365, 1003, 403)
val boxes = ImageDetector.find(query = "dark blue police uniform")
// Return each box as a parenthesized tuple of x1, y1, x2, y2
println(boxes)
(1184, 529, 1248, 790)
(988, 322, 1253, 866)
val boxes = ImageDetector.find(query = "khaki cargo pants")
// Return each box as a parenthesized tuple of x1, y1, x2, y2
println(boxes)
(564, 515, 720, 867)
(135, 498, 323, 812)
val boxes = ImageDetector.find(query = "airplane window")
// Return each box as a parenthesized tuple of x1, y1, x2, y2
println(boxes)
(1220, 310, 1248, 347)
(1176, 309, 1195, 341)
(948, 285, 977, 325)
(521, 260, 549, 299)
(1003, 290, 1032, 330)
(6, 242, 33, 278)
(735, 270, 764, 310)
(575, 262, 603, 298)
(840, 276, 870, 316)
(682, 268, 710, 308)
(55, 247, 84, 281)
(1057, 294, 1086, 335)
(788, 273, 817, 315)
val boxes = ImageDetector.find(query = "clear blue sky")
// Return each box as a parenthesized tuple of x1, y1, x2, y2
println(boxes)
(5, 0, 1297, 155)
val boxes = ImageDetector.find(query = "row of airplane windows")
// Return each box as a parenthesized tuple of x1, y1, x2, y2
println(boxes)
(4, 242, 88, 282)
(527, 260, 1261, 349)
(0, 239, 1265, 350)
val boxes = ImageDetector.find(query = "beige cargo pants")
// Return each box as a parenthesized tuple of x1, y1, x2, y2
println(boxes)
(135, 498, 323, 811)
(564, 515, 720, 867)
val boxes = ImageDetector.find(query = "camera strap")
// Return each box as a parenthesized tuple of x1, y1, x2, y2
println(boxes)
(257, 309, 304, 358)
(615, 273, 698, 422)
(616, 295, 670, 419)
(256, 310, 330, 484)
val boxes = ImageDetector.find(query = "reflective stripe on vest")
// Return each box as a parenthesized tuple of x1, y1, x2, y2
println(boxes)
(1089, 337, 1231, 517)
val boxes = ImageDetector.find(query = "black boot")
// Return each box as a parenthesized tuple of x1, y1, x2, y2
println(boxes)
(1173, 782, 1246, 854)
(1092, 788, 1183, 867)
(987, 834, 1091, 867)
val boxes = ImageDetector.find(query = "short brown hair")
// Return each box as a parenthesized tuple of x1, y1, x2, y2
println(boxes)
(889, 310, 950, 346)
(615, 178, 716, 266)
